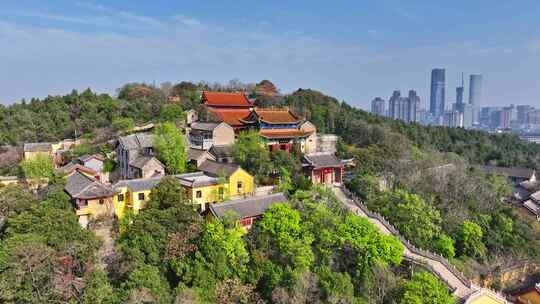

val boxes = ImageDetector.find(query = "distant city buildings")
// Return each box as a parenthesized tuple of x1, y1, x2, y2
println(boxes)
(387, 90, 420, 123)
(371, 97, 386, 117)
(430, 68, 446, 119)
(368, 68, 539, 141)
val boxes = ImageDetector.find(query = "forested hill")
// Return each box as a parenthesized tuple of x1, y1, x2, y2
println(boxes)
(0, 83, 538, 169)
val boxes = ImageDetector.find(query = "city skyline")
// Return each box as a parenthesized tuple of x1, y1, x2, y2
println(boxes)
(2, 1, 540, 108)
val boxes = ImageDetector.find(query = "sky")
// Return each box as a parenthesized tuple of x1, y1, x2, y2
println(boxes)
(1, 0, 540, 110)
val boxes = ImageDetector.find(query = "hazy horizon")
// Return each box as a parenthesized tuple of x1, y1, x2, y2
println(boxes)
(2, 0, 540, 109)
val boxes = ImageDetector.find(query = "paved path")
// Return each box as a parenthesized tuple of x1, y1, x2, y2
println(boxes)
(94, 225, 115, 271)
(332, 186, 476, 299)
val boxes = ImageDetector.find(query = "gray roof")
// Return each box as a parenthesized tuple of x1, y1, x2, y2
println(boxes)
(114, 176, 163, 192)
(174, 171, 219, 188)
(78, 154, 104, 163)
(118, 133, 154, 150)
(187, 148, 211, 161)
(23, 142, 52, 152)
(209, 193, 287, 219)
(303, 152, 342, 169)
(531, 191, 540, 202)
(199, 160, 241, 177)
(65, 171, 114, 199)
(209, 145, 233, 159)
(191, 122, 221, 131)
(524, 199, 540, 216)
(129, 156, 163, 169)
(480, 166, 535, 179)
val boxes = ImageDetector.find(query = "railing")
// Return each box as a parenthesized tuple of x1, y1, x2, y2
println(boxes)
(338, 185, 473, 292)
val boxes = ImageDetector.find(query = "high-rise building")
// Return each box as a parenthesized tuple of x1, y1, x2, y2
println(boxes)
(517, 105, 534, 125)
(388, 90, 403, 120)
(456, 73, 465, 108)
(468, 74, 483, 106)
(430, 68, 446, 120)
(469, 74, 482, 124)
(462, 104, 474, 128)
(407, 90, 421, 123)
(371, 97, 386, 117)
(388, 90, 421, 123)
(528, 110, 540, 125)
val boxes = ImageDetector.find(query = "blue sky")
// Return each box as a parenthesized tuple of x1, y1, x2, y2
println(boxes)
(1, 1, 540, 109)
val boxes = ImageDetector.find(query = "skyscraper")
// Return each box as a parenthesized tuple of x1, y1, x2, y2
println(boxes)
(388, 91, 403, 120)
(469, 74, 482, 124)
(468, 74, 483, 106)
(456, 73, 465, 109)
(388, 90, 421, 123)
(430, 68, 445, 120)
(371, 97, 386, 117)
(407, 90, 420, 123)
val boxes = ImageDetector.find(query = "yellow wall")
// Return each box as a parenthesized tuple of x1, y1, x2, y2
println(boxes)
(227, 168, 254, 199)
(188, 168, 255, 212)
(113, 187, 152, 219)
(113, 169, 255, 217)
(75, 197, 114, 217)
(24, 151, 52, 160)
(516, 290, 540, 304)
(466, 291, 507, 304)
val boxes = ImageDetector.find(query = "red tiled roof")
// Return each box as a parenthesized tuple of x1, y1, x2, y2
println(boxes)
(208, 108, 252, 127)
(259, 129, 312, 139)
(202, 91, 252, 107)
(253, 108, 300, 124)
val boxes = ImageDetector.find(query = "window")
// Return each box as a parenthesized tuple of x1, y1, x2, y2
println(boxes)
(138, 193, 145, 201)
(196, 190, 202, 198)
(218, 187, 224, 199)
(117, 194, 124, 202)
(79, 199, 88, 207)
(237, 181, 243, 193)
(240, 218, 252, 227)
(99, 199, 104, 205)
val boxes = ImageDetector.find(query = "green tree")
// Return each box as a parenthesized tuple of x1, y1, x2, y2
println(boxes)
(159, 104, 186, 123)
(20, 154, 54, 179)
(232, 131, 271, 182)
(81, 270, 118, 304)
(120, 264, 172, 304)
(375, 189, 442, 249)
(456, 221, 486, 258)
(112, 117, 135, 133)
(153, 122, 186, 174)
(148, 176, 189, 210)
(433, 234, 456, 259)
(399, 272, 455, 304)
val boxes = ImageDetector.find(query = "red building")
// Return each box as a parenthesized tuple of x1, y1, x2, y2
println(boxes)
(302, 152, 344, 185)
(201, 91, 253, 132)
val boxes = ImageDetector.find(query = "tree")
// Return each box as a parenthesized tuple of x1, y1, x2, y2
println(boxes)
(399, 272, 455, 304)
(0, 185, 36, 218)
(148, 176, 189, 210)
(154, 122, 187, 174)
(112, 117, 135, 133)
(374, 189, 442, 250)
(159, 104, 186, 123)
(433, 234, 455, 259)
(20, 154, 54, 179)
(232, 131, 271, 182)
(456, 221, 486, 259)
(336, 214, 403, 278)
(81, 270, 118, 304)
(120, 264, 171, 304)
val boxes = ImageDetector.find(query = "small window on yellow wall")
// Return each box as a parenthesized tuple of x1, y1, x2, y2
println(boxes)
(196, 190, 202, 198)
(138, 193, 145, 201)
(118, 194, 124, 202)
(99, 199, 104, 205)
(237, 181, 243, 193)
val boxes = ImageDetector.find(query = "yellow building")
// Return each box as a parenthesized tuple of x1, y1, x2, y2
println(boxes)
(23, 142, 54, 160)
(465, 289, 508, 304)
(64, 171, 115, 228)
(113, 177, 163, 219)
(178, 161, 255, 212)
